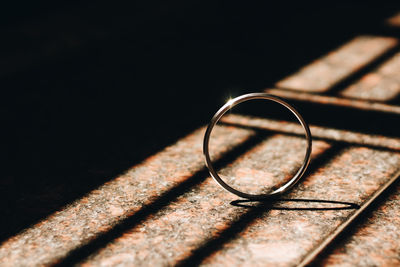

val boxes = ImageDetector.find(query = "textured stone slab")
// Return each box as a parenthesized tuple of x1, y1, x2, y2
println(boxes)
(219, 135, 310, 195)
(266, 88, 400, 114)
(1, 116, 400, 266)
(200, 144, 400, 267)
(222, 113, 400, 151)
(340, 52, 400, 101)
(275, 36, 398, 92)
(322, 183, 400, 266)
(79, 135, 331, 266)
(3, 115, 393, 267)
(71, 116, 400, 267)
(0, 125, 255, 266)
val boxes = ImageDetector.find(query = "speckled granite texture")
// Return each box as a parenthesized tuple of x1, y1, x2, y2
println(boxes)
(340, 52, 400, 101)
(271, 35, 400, 114)
(1, 115, 399, 266)
(221, 114, 400, 150)
(266, 88, 400, 114)
(275, 36, 398, 92)
(201, 145, 400, 267)
(266, 31, 400, 266)
(0, 125, 255, 266)
(77, 136, 400, 267)
(78, 136, 330, 266)
(219, 135, 315, 195)
(322, 183, 400, 266)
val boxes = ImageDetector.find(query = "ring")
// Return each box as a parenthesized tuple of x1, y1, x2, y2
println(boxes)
(203, 93, 312, 200)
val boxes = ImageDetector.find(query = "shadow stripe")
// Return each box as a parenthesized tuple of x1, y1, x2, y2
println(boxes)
(54, 132, 272, 266)
(175, 143, 343, 267)
(220, 120, 400, 153)
(299, 168, 400, 267)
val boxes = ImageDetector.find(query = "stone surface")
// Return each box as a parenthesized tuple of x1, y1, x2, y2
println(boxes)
(202, 146, 400, 267)
(0, 125, 255, 266)
(71, 116, 400, 267)
(321, 182, 400, 266)
(266, 88, 400, 114)
(276, 36, 398, 92)
(2, 115, 400, 266)
(340, 52, 400, 101)
(221, 114, 400, 151)
(79, 134, 330, 266)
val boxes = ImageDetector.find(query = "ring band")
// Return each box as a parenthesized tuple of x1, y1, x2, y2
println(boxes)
(203, 93, 312, 200)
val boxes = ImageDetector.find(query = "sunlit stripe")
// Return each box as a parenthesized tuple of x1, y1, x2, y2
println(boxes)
(300, 169, 400, 267)
(340, 52, 400, 101)
(276, 36, 398, 92)
(267, 88, 400, 115)
(222, 113, 400, 151)
(79, 136, 331, 266)
(0, 125, 255, 266)
(203, 147, 400, 267)
(321, 182, 400, 266)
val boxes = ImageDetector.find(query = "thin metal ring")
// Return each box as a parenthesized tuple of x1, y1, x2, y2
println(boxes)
(203, 93, 312, 200)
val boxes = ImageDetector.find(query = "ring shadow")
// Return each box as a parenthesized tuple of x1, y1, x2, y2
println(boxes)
(230, 198, 360, 211)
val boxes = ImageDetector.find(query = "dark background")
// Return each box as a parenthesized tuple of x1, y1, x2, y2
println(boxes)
(2, 1, 400, 243)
